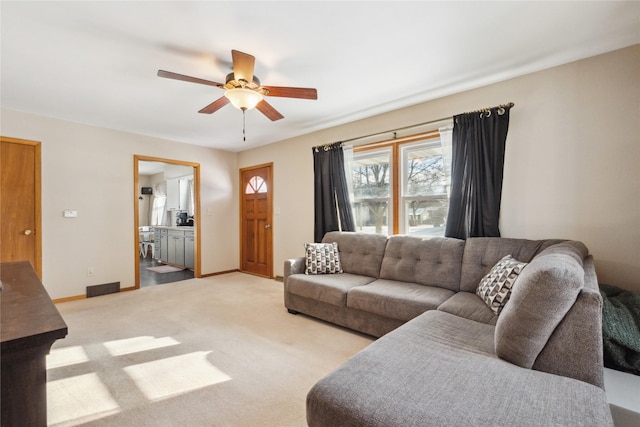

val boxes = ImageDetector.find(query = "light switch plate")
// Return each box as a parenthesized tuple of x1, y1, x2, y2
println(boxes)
(63, 210, 78, 218)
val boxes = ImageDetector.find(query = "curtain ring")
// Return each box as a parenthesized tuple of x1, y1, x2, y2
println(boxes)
(323, 145, 329, 151)
(498, 107, 505, 115)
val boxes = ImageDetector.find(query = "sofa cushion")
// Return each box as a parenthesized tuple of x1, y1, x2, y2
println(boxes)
(304, 242, 343, 274)
(286, 273, 376, 307)
(459, 237, 564, 292)
(495, 242, 588, 368)
(379, 235, 464, 291)
(437, 291, 497, 325)
(347, 279, 454, 322)
(307, 311, 612, 427)
(322, 231, 388, 278)
(476, 255, 528, 315)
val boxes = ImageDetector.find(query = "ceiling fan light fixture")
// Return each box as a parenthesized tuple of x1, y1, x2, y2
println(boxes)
(225, 88, 263, 111)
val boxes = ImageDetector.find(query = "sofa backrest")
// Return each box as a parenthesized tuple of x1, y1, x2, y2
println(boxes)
(531, 252, 604, 388)
(379, 235, 465, 291)
(322, 231, 388, 278)
(494, 241, 588, 368)
(459, 237, 565, 293)
(489, 240, 604, 388)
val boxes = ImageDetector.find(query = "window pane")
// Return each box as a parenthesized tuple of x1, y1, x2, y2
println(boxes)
(400, 141, 448, 236)
(404, 145, 445, 196)
(351, 149, 392, 235)
(245, 176, 267, 194)
(403, 198, 448, 236)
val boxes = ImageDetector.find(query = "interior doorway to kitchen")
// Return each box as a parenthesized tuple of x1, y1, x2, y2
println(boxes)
(134, 155, 201, 288)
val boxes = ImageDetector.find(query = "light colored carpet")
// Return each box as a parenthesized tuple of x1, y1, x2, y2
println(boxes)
(145, 265, 185, 273)
(47, 272, 374, 426)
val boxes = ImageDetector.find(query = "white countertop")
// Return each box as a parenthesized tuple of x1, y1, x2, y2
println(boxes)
(152, 226, 194, 231)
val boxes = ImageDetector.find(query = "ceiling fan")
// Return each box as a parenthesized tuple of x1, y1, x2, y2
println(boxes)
(157, 49, 317, 122)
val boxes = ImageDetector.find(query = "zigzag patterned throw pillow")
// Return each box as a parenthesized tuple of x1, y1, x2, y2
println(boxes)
(476, 255, 528, 315)
(304, 242, 343, 275)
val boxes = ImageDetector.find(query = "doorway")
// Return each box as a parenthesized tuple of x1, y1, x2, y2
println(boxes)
(240, 163, 273, 278)
(134, 155, 201, 288)
(0, 137, 42, 277)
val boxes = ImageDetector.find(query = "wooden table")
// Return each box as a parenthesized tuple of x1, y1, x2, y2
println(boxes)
(1, 261, 68, 427)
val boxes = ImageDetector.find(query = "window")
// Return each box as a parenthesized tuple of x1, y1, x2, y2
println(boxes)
(151, 195, 167, 226)
(350, 130, 450, 236)
(351, 148, 392, 235)
(400, 141, 448, 236)
(245, 176, 267, 194)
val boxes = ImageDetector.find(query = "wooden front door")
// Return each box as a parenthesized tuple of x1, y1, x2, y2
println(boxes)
(240, 164, 273, 277)
(0, 137, 42, 278)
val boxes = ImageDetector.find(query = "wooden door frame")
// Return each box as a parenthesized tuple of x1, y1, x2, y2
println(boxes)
(133, 155, 201, 289)
(0, 136, 42, 278)
(239, 163, 273, 278)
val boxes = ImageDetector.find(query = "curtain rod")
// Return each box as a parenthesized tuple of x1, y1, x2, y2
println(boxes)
(462, 102, 515, 116)
(312, 102, 514, 151)
(337, 116, 452, 147)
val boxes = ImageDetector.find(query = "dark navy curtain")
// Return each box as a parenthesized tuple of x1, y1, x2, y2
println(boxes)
(313, 142, 355, 242)
(445, 105, 512, 239)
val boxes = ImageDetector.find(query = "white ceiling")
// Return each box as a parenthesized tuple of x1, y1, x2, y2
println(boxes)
(2, 1, 639, 153)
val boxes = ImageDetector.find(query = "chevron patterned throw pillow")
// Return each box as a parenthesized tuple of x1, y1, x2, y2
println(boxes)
(476, 255, 528, 315)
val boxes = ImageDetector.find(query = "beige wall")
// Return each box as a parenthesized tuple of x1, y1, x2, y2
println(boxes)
(1, 110, 239, 299)
(2, 45, 637, 297)
(239, 45, 640, 292)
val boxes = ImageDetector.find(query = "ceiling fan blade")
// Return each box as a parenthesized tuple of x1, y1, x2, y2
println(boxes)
(262, 86, 318, 100)
(256, 100, 284, 121)
(157, 70, 223, 87)
(198, 96, 230, 114)
(231, 50, 255, 84)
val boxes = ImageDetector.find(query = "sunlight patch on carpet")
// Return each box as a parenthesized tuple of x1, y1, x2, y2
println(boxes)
(103, 335, 180, 356)
(124, 351, 231, 400)
(47, 345, 89, 369)
(47, 372, 120, 425)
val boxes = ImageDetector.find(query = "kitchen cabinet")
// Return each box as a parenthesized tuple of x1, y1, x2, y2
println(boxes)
(154, 227, 193, 270)
(166, 176, 192, 211)
(168, 230, 185, 267)
(166, 178, 180, 210)
(185, 231, 194, 269)
(158, 228, 168, 262)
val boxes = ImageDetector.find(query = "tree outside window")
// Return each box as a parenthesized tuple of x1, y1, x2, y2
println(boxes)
(401, 142, 448, 236)
(351, 149, 391, 235)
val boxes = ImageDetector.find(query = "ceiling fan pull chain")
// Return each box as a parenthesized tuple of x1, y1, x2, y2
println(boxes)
(243, 108, 247, 142)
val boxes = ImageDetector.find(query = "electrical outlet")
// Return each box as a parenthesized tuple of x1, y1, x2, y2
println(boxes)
(87, 267, 94, 277)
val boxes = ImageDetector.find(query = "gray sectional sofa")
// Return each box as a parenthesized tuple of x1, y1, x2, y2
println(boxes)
(283, 231, 613, 426)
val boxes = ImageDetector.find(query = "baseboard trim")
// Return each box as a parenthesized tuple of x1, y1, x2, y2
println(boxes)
(53, 294, 86, 304)
(201, 269, 240, 278)
(54, 269, 242, 303)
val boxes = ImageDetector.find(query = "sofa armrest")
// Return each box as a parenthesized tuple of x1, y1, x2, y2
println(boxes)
(284, 257, 305, 286)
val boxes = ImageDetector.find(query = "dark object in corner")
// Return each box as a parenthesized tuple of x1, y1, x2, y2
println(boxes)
(600, 283, 640, 375)
(86, 282, 120, 298)
(1, 261, 68, 426)
(287, 309, 299, 315)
